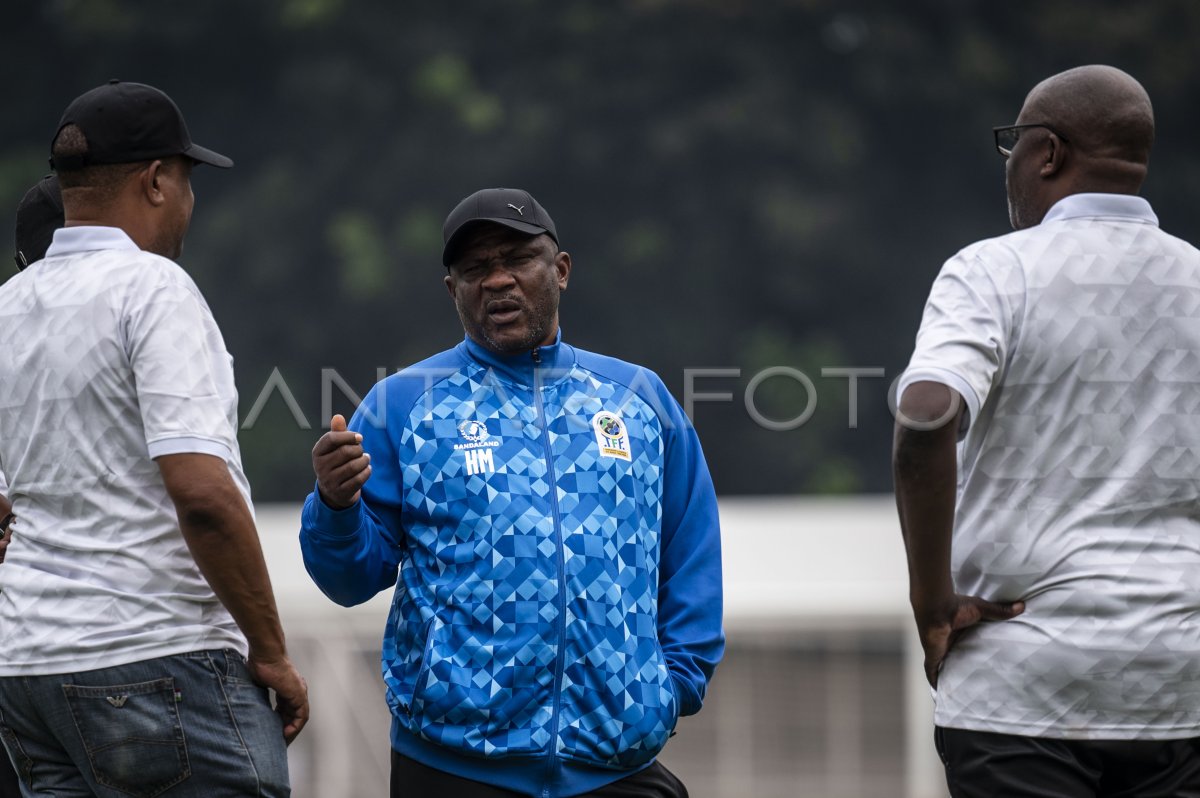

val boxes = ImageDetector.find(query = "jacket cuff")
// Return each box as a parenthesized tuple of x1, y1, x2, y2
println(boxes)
(302, 484, 364, 539)
(670, 671, 701, 717)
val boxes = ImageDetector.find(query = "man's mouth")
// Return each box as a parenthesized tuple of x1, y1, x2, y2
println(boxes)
(486, 299, 522, 325)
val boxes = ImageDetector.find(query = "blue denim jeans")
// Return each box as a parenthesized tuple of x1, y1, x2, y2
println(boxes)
(0, 649, 290, 797)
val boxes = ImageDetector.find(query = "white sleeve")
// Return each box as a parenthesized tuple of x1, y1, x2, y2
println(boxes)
(898, 245, 1023, 436)
(122, 262, 236, 461)
(0, 468, 7, 497)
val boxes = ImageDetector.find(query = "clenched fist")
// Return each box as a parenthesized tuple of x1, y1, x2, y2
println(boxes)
(312, 414, 372, 509)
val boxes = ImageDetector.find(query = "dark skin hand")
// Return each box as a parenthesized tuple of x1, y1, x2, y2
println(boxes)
(0, 494, 12, 564)
(313, 414, 371, 510)
(892, 381, 1025, 688)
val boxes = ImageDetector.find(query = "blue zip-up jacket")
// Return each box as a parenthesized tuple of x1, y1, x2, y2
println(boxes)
(300, 334, 724, 798)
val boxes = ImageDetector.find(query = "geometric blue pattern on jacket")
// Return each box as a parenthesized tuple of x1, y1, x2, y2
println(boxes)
(387, 352, 675, 766)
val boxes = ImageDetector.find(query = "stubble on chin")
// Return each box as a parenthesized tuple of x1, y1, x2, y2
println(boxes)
(457, 305, 534, 354)
(461, 295, 557, 354)
(482, 317, 548, 354)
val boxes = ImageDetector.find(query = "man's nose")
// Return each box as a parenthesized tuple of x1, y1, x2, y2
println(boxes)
(481, 261, 517, 289)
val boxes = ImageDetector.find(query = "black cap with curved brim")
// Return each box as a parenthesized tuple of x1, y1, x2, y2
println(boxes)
(442, 188, 557, 266)
(14, 175, 64, 271)
(49, 79, 233, 171)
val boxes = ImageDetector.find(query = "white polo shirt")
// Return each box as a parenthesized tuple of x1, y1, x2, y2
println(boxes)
(0, 226, 248, 674)
(901, 193, 1200, 739)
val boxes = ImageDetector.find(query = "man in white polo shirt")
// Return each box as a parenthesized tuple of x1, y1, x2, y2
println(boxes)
(0, 81, 307, 796)
(895, 65, 1200, 796)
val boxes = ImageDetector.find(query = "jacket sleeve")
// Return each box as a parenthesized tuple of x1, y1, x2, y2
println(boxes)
(656, 385, 725, 717)
(299, 382, 405, 607)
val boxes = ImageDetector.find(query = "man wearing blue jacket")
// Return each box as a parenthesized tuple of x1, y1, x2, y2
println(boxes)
(300, 188, 724, 798)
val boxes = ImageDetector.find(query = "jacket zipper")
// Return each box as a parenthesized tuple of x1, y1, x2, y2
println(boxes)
(532, 348, 567, 798)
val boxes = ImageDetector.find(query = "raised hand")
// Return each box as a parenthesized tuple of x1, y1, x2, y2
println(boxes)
(312, 414, 372, 509)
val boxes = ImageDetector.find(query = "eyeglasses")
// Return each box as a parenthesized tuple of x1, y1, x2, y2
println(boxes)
(992, 123, 1070, 158)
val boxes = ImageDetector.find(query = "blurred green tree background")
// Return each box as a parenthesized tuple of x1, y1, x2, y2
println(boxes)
(4, 0, 1198, 499)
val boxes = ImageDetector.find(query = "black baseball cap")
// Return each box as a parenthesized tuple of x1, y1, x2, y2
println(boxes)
(49, 79, 233, 171)
(14, 175, 64, 271)
(442, 188, 558, 266)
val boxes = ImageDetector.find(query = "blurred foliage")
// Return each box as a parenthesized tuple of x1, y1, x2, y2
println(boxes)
(2, 0, 1199, 499)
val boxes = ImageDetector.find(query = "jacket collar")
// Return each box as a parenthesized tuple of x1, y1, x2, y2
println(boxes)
(459, 330, 575, 387)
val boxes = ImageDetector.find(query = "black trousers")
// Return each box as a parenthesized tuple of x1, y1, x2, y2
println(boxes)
(390, 750, 689, 798)
(0, 749, 18, 798)
(936, 726, 1200, 798)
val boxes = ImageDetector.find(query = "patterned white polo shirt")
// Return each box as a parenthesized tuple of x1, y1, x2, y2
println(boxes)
(901, 193, 1200, 739)
(0, 226, 248, 674)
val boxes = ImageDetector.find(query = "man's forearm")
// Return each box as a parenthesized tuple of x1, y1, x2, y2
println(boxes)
(178, 495, 288, 660)
(893, 385, 1026, 686)
(158, 453, 288, 660)
(892, 381, 965, 615)
(893, 420, 959, 614)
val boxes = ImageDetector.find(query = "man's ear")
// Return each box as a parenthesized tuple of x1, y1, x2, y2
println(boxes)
(1040, 134, 1067, 178)
(555, 251, 571, 291)
(142, 160, 166, 207)
(444, 272, 456, 299)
